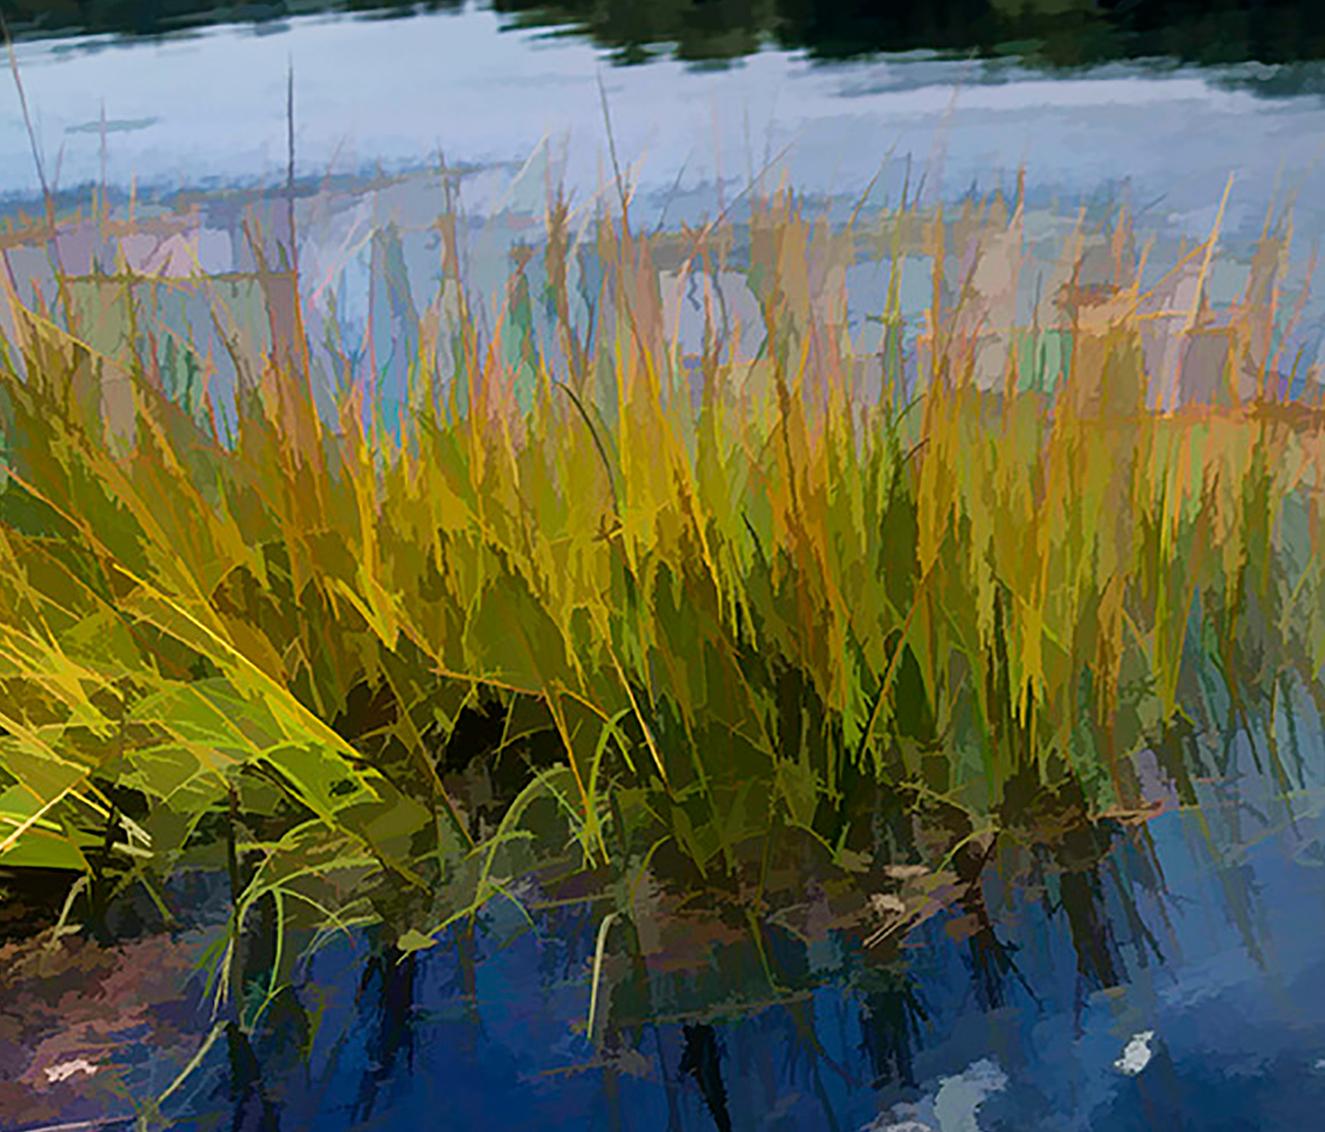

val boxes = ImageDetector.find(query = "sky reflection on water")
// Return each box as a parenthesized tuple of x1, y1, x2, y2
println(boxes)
(182, 779, 1325, 1132)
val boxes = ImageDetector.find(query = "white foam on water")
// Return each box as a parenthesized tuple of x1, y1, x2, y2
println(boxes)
(1114, 1031, 1156, 1076)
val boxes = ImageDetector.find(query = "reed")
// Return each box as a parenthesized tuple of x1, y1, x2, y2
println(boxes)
(0, 164, 1320, 999)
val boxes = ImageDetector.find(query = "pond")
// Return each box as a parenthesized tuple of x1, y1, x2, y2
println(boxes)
(4, 0, 1325, 253)
(4, 0, 1325, 398)
(5, 745, 1325, 1131)
(254, 791, 1325, 1132)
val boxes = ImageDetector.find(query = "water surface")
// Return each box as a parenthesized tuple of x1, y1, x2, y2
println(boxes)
(3, 3, 1325, 253)
(13, 777, 1321, 1130)
(250, 789, 1325, 1130)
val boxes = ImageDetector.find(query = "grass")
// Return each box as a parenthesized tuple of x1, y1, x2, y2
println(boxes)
(0, 159, 1322, 1044)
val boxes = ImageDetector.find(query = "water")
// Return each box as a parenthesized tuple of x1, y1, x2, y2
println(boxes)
(7, 0, 1325, 406)
(9, 778, 1325, 1130)
(4, 3, 1325, 251)
(7, 0, 1325, 70)
(254, 799, 1325, 1130)
(6, 0, 1325, 396)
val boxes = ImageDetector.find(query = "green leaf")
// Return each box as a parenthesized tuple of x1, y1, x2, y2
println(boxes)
(463, 569, 568, 689)
(396, 928, 437, 954)
(0, 786, 89, 871)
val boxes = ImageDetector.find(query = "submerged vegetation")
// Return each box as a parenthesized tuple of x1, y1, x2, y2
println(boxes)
(0, 151, 1323, 1111)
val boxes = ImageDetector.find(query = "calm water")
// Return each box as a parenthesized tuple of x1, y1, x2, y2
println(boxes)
(66, 775, 1325, 1131)
(8, 0, 1325, 70)
(3, 2, 1325, 251)
(5, 0, 1325, 384)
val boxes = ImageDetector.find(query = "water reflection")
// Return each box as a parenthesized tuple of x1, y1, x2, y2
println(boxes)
(9, 0, 1325, 79)
(678, 1023, 732, 1132)
(1, 1, 464, 43)
(491, 0, 1325, 72)
(4, 780, 1318, 1130)
(86, 773, 1310, 1131)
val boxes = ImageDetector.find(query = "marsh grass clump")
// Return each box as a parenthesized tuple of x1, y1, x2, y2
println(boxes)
(0, 162, 1321, 1038)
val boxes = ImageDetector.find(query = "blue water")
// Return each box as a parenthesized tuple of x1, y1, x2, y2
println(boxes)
(7, 4, 1325, 255)
(137, 786, 1325, 1132)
